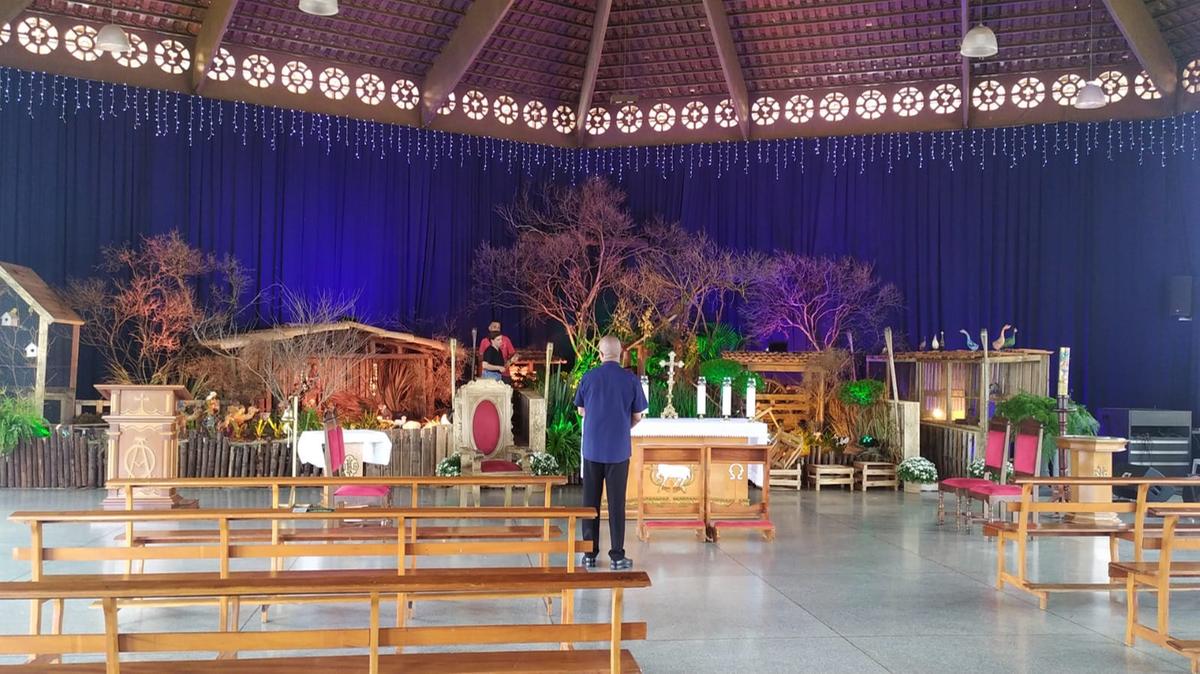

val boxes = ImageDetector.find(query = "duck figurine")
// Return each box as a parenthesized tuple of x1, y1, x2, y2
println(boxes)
(1004, 327, 1018, 349)
(918, 336, 927, 350)
(960, 330, 979, 351)
(931, 333, 940, 350)
(992, 324, 1011, 351)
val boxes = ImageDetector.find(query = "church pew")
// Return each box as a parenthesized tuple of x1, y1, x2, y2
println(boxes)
(11, 506, 592, 634)
(0, 568, 651, 673)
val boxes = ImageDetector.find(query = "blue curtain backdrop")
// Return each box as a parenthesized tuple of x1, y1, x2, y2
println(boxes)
(0, 69, 1197, 418)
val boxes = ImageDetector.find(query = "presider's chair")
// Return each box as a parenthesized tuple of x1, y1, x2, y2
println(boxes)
(321, 410, 392, 512)
(966, 420, 1043, 527)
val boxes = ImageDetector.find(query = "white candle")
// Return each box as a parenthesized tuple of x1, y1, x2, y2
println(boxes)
(721, 377, 733, 418)
(697, 376, 707, 418)
(641, 376, 651, 415)
(1057, 347, 1070, 398)
(745, 377, 756, 419)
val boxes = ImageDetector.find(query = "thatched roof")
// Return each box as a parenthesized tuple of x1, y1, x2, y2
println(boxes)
(207, 320, 446, 354)
(0, 262, 83, 326)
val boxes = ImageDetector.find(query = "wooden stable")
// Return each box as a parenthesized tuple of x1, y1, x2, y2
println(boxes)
(725, 351, 836, 428)
(0, 261, 82, 423)
(867, 348, 1051, 478)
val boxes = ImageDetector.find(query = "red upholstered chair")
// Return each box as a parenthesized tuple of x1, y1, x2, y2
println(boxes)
(321, 412, 391, 510)
(966, 420, 1043, 524)
(938, 421, 1011, 527)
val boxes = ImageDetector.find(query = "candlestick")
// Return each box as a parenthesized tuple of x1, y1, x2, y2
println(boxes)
(697, 376, 707, 418)
(745, 377, 756, 419)
(640, 375, 650, 415)
(721, 377, 732, 418)
(1057, 347, 1070, 398)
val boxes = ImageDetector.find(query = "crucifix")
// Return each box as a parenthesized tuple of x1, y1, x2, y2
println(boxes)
(658, 350, 685, 419)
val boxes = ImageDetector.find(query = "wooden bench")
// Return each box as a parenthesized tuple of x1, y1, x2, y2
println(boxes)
(0, 568, 651, 673)
(12, 506, 593, 634)
(1114, 506, 1200, 674)
(989, 476, 1200, 609)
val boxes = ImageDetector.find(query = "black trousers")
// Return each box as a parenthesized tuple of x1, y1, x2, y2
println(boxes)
(581, 458, 630, 561)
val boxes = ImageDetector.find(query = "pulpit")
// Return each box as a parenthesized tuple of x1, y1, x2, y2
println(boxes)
(453, 378, 527, 475)
(98, 384, 192, 510)
(1061, 435, 1128, 525)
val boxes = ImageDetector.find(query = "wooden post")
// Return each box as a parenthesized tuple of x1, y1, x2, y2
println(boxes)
(610, 587, 624, 673)
(883, 328, 901, 447)
(544, 342, 553, 400)
(979, 329, 990, 459)
(449, 338, 458, 417)
(32, 315, 48, 418)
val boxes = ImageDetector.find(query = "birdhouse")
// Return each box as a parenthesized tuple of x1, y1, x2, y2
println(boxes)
(0, 262, 84, 423)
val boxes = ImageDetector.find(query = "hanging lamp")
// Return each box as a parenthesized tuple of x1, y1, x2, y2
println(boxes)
(960, 1, 998, 58)
(96, 0, 131, 54)
(299, 0, 339, 16)
(1074, 0, 1108, 110)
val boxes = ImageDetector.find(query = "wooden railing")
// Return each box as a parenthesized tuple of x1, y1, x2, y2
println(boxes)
(919, 420, 977, 478)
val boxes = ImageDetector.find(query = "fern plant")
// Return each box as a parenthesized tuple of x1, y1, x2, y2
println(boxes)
(995, 392, 1099, 461)
(0, 391, 51, 455)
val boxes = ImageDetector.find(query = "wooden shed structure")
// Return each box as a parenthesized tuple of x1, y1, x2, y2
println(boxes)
(0, 262, 83, 423)
(724, 350, 844, 430)
(207, 321, 449, 420)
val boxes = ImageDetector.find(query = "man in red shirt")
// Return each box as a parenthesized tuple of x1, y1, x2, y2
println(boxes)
(478, 320, 517, 380)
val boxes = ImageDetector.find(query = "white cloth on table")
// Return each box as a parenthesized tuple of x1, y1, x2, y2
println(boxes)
(297, 429, 393, 470)
(631, 418, 770, 485)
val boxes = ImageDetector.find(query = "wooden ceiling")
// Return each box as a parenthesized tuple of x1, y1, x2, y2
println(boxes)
(1, 0, 1198, 147)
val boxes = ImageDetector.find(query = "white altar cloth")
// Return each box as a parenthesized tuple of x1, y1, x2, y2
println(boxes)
(632, 418, 770, 486)
(297, 429, 393, 469)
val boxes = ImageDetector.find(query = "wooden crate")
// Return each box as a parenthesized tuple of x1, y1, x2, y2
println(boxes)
(805, 464, 854, 491)
(853, 461, 899, 491)
(769, 468, 802, 491)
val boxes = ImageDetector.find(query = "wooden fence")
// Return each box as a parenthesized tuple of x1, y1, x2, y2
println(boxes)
(920, 421, 976, 479)
(0, 425, 452, 488)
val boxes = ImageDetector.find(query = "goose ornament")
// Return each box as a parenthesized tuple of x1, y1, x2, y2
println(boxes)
(918, 336, 927, 350)
(960, 330, 979, 351)
(1004, 327, 1018, 349)
(992, 325, 1011, 351)
(931, 333, 940, 350)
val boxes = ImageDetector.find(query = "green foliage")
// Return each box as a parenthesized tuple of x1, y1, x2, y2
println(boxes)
(544, 372, 582, 476)
(0, 391, 51, 455)
(694, 324, 743, 362)
(838, 379, 885, 407)
(698, 359, 764, 396)
(436, 454, 461, 477)
(995, 392, 1099, 460)
(648, 380, 697, 418)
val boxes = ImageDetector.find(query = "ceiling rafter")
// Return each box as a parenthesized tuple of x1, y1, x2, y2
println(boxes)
(701, 0, 750, 140)
(192, 0, 239, 93)
(575, 0, 611, 145)
(1101, 0, 1178, 93)
(420, 0, 516, 125)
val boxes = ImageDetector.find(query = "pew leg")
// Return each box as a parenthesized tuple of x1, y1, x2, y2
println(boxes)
(937, 492, 945, 525)
(1125, 575, 1138, 646)
(260, 604, 270, 624)
(560, 589, 575, 651)
(995, 533, 1006, 590)
(1156, 573, 1171, 640)
(503, 486, 513, 507)
(395, 593, 406, 654)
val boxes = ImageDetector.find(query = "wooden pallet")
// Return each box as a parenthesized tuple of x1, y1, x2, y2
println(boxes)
(805, 464, 854, 491)
(770, 468, 802, 491)
(854, 462, 899, 491)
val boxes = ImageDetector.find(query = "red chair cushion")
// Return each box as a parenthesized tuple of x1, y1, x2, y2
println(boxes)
(326, 426, 346, 473)
(1013, 431, 1040, 476)
(472, 400, 501, 456)
(967, 483, 1021, 497)
(941, 477, 991, 489)
(480, 459, 522, 473)
(334, 485, 390, 498)
(710, 519, 771, 528)
(984, 428, 1007, 471)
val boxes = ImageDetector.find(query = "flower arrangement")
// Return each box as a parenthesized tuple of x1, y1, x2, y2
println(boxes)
(528, 452, 559, 477)
(897, 456, 938, 484)
(436, 454, 462, 477)
(967, 457, 1014, 483)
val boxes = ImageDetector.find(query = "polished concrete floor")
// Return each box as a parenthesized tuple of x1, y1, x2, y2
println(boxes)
(0, 486, 1196, 672)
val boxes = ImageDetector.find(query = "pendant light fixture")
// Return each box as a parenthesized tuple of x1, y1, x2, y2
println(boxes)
(960, 0, 998, 58)
(299, 0, 339, 16)
(1074, 0, 1107, 110)
(96, 0, 131, 54)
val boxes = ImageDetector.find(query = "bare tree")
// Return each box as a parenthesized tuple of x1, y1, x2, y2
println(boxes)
(742, 254, 902, 351)
(473, 177, 646, 361)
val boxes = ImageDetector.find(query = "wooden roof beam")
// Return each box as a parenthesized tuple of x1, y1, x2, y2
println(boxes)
(420, 0, 516, 126)
(576, 0, 612, 146)
(0, 0, 34, 27)
(192, 0, 240, 93)
(960, 0, 970, 128)
(700, 0, 750, 141)
(1101, 0, 1178, 95)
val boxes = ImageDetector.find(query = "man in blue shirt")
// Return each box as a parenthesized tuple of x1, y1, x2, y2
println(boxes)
(574, 335, 648, 570)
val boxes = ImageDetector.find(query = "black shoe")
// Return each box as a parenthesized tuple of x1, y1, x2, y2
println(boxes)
(610, 557, 633, 570)
(582, 555, 597, 569)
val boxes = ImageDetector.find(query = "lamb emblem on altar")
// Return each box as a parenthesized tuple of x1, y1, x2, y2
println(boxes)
(650, 463, 694, 492)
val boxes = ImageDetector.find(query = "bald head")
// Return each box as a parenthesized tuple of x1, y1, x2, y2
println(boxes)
(598, 335, 623, 363)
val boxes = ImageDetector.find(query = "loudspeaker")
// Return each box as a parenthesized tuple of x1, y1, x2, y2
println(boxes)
(1167, 275, 1192, 321)
(1113, 466, 1176, 502)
